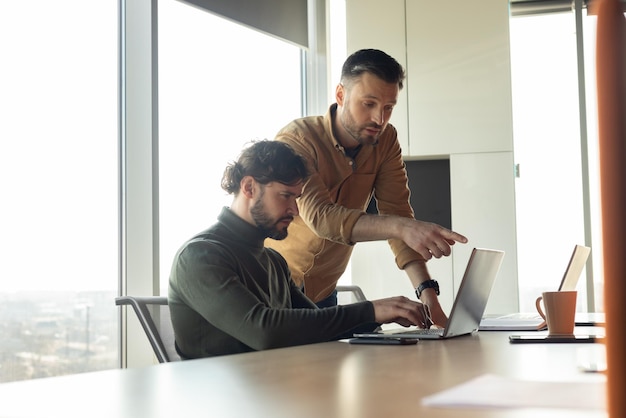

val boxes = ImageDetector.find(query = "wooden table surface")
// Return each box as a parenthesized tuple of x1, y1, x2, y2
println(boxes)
(0, 328, 607, 418)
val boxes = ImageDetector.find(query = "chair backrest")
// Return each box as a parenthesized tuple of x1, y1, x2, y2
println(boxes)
(117, 289, 366, 361)
(336, 285, 367, 303)
(115, 296, 181, 363)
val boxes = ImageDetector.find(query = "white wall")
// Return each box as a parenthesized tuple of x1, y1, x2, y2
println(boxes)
(346, 0, 519, 314)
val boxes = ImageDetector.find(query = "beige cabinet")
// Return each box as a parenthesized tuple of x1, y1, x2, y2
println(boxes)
(405, 0, 514, 156)
(449, 152, 519, 314)
(346, 0, 513, 157)
(345, 0, 409, 152)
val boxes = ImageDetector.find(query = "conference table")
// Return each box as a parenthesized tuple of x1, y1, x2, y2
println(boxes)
(0, 327, 607, 418)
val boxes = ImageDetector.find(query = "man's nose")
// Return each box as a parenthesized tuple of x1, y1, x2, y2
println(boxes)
(371, 108, 384, 124)
(288, 201, 299, 216)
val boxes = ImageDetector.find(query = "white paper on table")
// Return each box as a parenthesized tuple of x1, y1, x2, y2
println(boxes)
(422, 374, 606, 410)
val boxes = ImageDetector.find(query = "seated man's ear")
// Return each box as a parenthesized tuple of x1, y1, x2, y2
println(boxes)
(240, 176, 256, 198)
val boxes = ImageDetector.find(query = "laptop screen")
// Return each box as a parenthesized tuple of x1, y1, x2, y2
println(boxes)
(558, 245, 591, 291)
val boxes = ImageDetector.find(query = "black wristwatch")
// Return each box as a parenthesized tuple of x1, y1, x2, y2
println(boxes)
(415, 279, 440, 299)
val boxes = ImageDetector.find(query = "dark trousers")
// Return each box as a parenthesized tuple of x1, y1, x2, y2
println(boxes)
(315, 289, 338, 308)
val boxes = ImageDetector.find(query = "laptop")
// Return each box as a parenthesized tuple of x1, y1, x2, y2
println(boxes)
(353, 248, 505, 340)
(479, 244, 594, 331)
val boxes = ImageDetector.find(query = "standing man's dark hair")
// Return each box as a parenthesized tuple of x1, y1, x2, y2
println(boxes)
(221, 140, 309, 195)
(341, 48, 406, 89)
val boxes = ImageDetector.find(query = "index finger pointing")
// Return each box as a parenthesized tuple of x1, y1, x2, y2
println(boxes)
(443, 229, 468, 244)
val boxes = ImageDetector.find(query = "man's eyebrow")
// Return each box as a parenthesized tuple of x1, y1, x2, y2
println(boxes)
(278, 184, 303, 195)
(362, 93, 397, 105)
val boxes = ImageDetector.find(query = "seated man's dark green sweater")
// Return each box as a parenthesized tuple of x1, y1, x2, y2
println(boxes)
(168, 207, 378, 359)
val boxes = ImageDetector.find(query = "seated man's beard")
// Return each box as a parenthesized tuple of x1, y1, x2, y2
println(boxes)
(251, 199, 289, 240)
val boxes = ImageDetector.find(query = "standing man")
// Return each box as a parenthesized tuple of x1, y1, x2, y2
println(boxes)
(168, 140, 432, 359)
(266, 49, 467, 326)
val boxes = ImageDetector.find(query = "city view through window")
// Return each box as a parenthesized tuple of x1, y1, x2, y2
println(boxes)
(0, 0, 118, 382)
(0, 0, 303, 383)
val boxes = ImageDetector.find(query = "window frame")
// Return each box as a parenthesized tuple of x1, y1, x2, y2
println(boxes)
(118, 0, 326, 368)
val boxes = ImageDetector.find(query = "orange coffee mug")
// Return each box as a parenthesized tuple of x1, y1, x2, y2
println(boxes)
(535, 291, 577, 336)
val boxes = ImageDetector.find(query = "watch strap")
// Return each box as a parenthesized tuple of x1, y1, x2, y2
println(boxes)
(416, 279, 440, 299)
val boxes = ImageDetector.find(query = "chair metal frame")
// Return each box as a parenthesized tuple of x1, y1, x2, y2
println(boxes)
(116, 286, 365, 363)
(336, 285, 367, 302)
(115, 296, 181, 363)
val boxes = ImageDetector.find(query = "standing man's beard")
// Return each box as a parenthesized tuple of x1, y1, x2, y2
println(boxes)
(250, 196, 292, 240)
(340, 103, 381, 146)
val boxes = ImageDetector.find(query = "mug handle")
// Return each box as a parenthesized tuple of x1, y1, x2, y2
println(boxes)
(535, 296, 548, 329)
(535, 296, 546, 320)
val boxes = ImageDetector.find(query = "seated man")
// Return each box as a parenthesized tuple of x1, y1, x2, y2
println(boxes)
(168, 140, 431, 359)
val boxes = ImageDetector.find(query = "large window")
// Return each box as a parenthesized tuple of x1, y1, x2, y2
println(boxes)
(510, 8, 604, 313)
(0, 1, 118, 382)
(157, 0, 304, 292)
(0, 0, 307, 380)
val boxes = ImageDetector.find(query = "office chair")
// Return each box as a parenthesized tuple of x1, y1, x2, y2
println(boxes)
(336, 285, 367, 303)
(116, 287, 365, 363)
(115, 296, 181, 363)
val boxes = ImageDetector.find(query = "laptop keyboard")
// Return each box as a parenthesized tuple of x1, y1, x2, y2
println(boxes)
(397, 328, 445, 336)
(500, 313, 542, 320)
